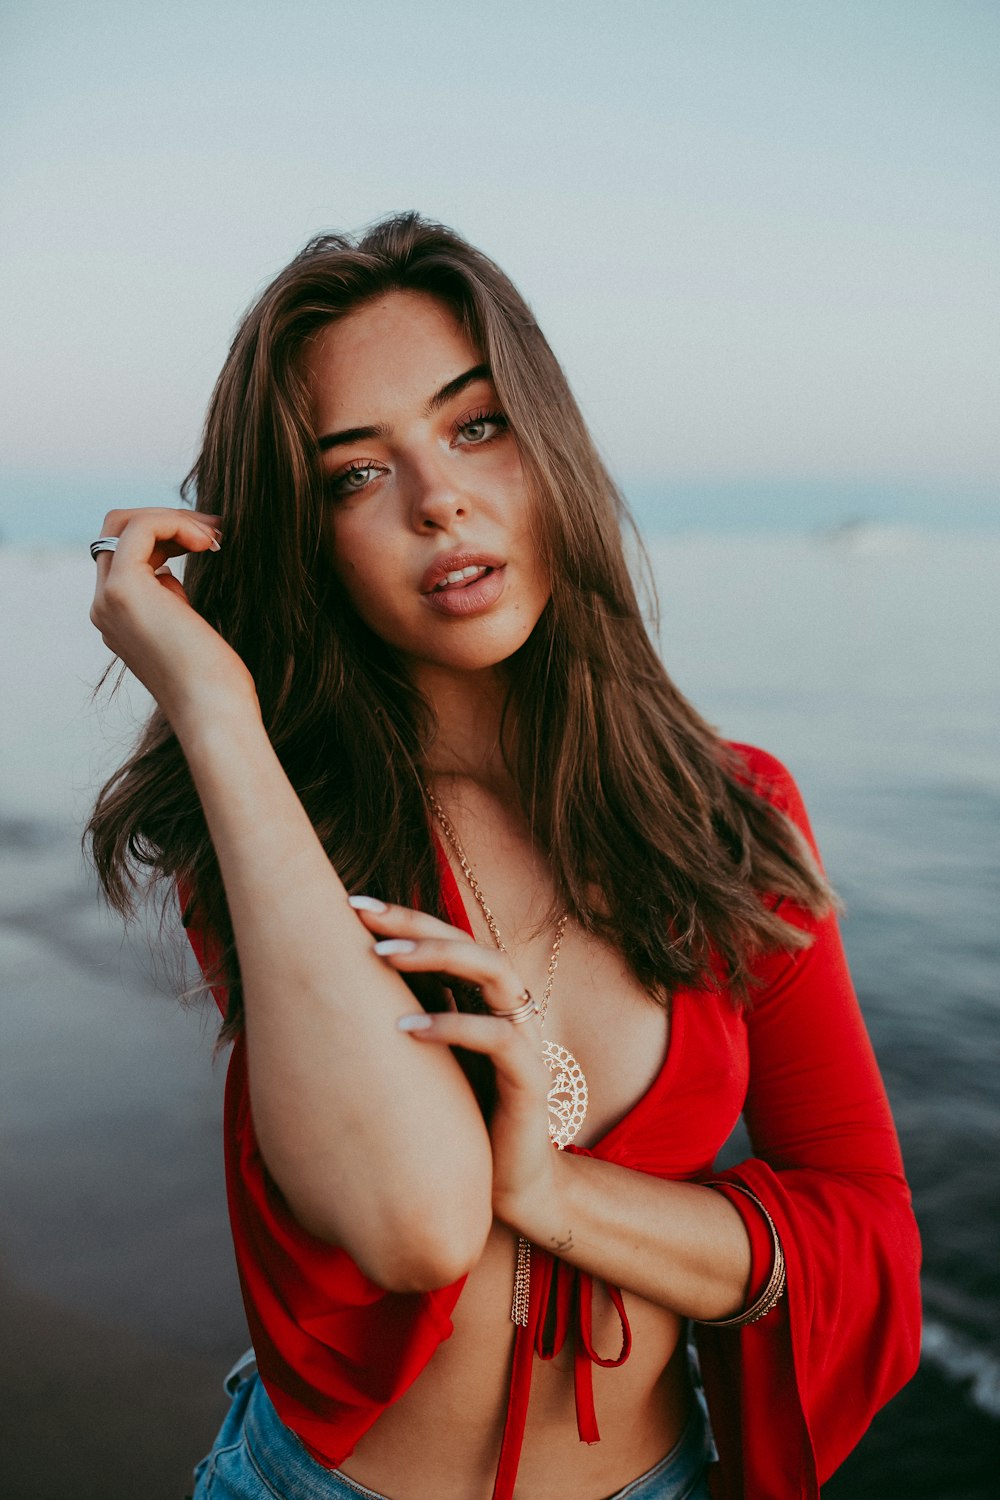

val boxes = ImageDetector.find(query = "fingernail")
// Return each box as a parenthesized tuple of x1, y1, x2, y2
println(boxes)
(398, 1014, 433, 1032)
(374, 939, 416, 956)
(349, 895, 388, 913)
(209, 538, 221, 551)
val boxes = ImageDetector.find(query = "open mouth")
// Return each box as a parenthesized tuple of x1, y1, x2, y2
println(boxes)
(432, 565, 493, 593)
(420, 552, 506, 614)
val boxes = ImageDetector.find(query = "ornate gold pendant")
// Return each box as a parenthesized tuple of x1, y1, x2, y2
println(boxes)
(511, 1039, 588, 1325)
(543, 1039, 589, 1150)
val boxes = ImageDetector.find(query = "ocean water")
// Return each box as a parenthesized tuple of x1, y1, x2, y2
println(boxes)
(1, 528, 998, 1497)
(647, 529, 1000, 1496)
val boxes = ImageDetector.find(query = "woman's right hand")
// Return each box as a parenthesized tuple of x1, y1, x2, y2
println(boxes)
(89, 507, 257, 728)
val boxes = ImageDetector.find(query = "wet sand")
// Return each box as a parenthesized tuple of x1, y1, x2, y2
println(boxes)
(1, 815, 248, 1499)
(2, 1268, 232, 1500)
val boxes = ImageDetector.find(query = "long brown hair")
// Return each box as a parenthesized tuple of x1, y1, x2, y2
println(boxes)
(87, 212, 834, 1040)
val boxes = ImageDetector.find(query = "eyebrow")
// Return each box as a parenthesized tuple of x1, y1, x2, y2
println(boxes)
(316, 363, 492, 452)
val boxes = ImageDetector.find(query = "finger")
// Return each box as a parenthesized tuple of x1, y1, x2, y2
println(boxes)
(110, 512, 222, 577)
(154, 565, 190, 603)
(373, 935, 530, 1017)
(97, 507, 223, 536)
(396, 1011, 548, 1096)
(94, 507, 223, 548)
(93, 509, 222, 583)
(348, 895, 472, 944)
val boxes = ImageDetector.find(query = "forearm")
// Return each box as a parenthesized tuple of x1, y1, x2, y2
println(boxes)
(174, 691, 493, 1286)
(508, 1151, 754, 1320)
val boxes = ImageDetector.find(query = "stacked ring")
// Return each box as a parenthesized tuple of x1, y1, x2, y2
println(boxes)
(89, 537, 120, 559)
(494, 991, 538, 1026)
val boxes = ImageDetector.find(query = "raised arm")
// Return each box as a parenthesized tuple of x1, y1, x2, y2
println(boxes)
(90, 508, 493, 1289)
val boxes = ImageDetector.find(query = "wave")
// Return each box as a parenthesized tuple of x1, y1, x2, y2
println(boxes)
(921, 1318, 1000, 1419)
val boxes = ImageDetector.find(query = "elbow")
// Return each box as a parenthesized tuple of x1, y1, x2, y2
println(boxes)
(257, 1121, 495, 1291)
(366, 1235, 488, 1293)
(364, 1195, 494, 1291)
(289, 1191, 493, 1293)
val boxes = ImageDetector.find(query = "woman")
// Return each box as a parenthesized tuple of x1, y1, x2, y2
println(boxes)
(87, 214, 921, 1500)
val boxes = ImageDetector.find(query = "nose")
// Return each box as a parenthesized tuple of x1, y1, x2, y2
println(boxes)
(408, 454, 469, 533)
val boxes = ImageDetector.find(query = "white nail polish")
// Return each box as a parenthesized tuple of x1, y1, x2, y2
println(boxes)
(398, 1014, 433, 1031)
(349, 895, 388, 913)
(374, 939, 416, 956)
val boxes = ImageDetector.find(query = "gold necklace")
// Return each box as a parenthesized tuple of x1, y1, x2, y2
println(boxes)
(426, 790, 589, 1324)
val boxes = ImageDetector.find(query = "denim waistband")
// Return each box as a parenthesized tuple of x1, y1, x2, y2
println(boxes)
(237, 1369, 712, 1500)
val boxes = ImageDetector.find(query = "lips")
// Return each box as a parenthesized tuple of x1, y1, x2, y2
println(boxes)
(419, 550, 505, 595)
(420, 549, 507, 618)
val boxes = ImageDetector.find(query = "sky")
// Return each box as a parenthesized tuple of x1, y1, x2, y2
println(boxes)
(1, 0, 998, 540)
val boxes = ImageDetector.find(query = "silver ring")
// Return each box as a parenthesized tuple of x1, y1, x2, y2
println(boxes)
(89, 537, 120, 559)
(493, 991, 537, 1026)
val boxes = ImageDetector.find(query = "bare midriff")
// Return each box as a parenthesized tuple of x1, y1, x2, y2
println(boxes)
(338, 1219, 690, 1500)
(337, 779, 691, 1498)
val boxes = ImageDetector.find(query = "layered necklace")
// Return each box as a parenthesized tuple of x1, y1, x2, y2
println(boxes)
(426, 790, 590, 1324)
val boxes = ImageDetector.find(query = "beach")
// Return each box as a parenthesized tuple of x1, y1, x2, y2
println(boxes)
(2, 531, 998, 1497)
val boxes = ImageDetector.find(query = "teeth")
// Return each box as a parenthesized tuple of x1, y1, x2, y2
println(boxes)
(435, 565, 488, 590)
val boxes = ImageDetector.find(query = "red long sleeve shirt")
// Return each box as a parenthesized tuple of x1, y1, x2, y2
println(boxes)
(183, 744, 921, 1500)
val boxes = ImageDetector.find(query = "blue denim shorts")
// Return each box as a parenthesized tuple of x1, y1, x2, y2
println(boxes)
(192, 1348, 714, 1500)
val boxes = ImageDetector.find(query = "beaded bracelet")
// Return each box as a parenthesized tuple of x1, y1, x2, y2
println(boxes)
(696, 1181, 787, 1329)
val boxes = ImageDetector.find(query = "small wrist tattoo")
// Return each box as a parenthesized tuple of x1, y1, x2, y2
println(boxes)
(552, 1230, 574, 1253)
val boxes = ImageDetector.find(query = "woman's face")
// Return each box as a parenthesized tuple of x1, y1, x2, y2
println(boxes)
(303, 291, 551, 678)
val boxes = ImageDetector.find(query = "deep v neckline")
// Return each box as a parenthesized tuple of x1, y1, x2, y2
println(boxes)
(433, 835, 684, 1156)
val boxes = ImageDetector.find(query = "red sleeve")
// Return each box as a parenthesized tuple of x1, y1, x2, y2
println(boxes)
(695, 747, 922, 1500)
(176, 881, 466, 1465)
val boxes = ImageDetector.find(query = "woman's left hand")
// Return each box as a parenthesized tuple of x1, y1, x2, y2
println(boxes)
(349, 897, 559, 1232)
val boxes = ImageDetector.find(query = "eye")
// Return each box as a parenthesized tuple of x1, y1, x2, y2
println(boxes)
(454, 409, 509, 446)
(325, 461, 386, 500)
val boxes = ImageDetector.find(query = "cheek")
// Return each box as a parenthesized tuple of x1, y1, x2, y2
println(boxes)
(517, 513, 551, 611)
(327, 519, 413, 640)
(335, 557, 384, 618)
(526, 579, 553, 635)
(328, 511, 376, 586)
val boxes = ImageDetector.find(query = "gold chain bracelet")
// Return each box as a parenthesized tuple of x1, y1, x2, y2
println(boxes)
(696, 1181, 787, 1328)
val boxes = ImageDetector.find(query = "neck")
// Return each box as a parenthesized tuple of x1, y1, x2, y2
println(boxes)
(413, 662, 512, 791)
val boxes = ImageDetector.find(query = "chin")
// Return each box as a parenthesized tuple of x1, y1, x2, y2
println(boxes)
(406, 626, 540, 678)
